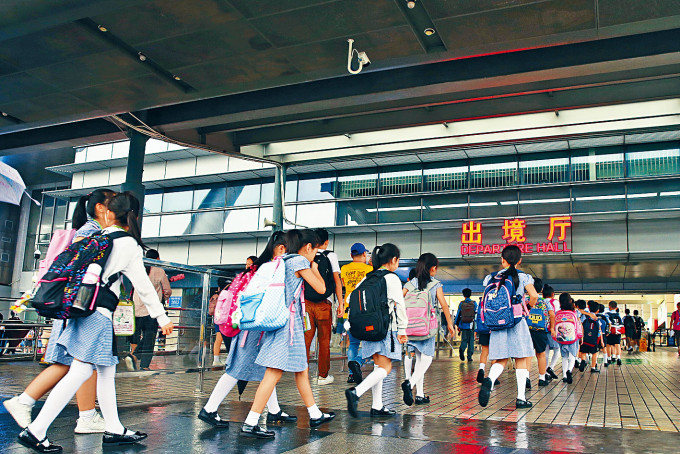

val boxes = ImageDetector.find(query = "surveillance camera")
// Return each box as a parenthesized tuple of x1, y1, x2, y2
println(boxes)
(34, 249, 41, 260)
(357, 51, 370, 67)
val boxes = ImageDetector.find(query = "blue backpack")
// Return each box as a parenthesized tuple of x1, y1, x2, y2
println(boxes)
(475, 305, 489, 334)
(526, 297, 549, 331)
(480, 271, 525, 331)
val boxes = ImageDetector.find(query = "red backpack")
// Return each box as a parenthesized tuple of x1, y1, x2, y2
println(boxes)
(214, 267, 256, 337)
(553, 310, 583, 345)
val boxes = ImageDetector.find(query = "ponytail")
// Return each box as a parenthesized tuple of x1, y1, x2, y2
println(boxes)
(498, 245, 521, 289)
(415, 252, 438, 291)
(71, 188, 115, 230)
(107, 191, 146, 249)
(372, 243, 400, 270)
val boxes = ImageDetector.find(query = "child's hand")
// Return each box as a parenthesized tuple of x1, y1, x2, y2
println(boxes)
(161, 322, 174, 335)
(447, 324, 455, 338)
(397, 335, 408, 344)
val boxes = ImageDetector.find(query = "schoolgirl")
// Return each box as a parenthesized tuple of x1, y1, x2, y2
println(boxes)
(478, 245, 538, 410)
(556, 293, 581, 383)
(4, 189, 115, 435)
(401, 253, 454, 405)
(345, 243, 408, 418)
(18, 192, 173, 453)
(542, 285, 561, 380)
(198, 231, 295, 428)
(240, 229, 335, 439)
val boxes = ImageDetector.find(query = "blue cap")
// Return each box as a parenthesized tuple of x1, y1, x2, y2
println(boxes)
(350, 243, 368, 255)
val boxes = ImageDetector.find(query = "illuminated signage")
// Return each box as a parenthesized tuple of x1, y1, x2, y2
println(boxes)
(461, 216, 572, 256)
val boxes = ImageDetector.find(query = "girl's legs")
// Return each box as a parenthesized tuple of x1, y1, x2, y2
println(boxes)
(354, 354, 391, 399)
(293, 368, 331, 419)
(536, 351, 547, 380)
(204, 373, 238, 413)
(95, 364, 126, 435)
(514, 357, 530, 402)
(76, 372, 98, 412)
(23, 364, 69, 401)
(213, 332, 223, 358)
(403, 352, 413, 381)
(410, 350, 433, 398)
(548, 346, 560, 370)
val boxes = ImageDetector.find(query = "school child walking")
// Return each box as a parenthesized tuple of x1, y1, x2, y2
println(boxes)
(478, 245, 538, 410)
(605, 301, 623, 366)
(580, 300, 604, 373)
(345, 244, 408, 417)
(553, 293, 583, 384)
(198, 231, 295, 428)
(239, 229, 335, 439)
(525, 278, 555, 387)
(543, 285, 561, 380)
(575, 299, 597, 371)
(401, 253, 454, 405)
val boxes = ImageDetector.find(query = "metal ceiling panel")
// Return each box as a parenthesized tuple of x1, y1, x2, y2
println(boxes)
(625, 130, 680, 144)
(465, 145, 516, 158)
(598, 0, 680, 27)
(371, 155, 422, 166)
(568, 136, 624, 149)
(515, 141, 569, 154)
(331, 159, 376, 170)
(417, 149, 468, 162)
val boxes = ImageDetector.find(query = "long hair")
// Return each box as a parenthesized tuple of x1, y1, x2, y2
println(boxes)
(72, 188, 115, 230)
(414, 252, 438, 291)
(107, 191, 145, 248)
(372, 243, 400, 270)
(559, 292, 574, 311)
(498, 245, 521, 289)
(285, 229, 319, 254)
(253, 231, 287, 269)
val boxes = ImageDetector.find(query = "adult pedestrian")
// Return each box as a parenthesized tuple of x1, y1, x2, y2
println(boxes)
(671, 302, 680, 356)
(455, 288, 477, 362)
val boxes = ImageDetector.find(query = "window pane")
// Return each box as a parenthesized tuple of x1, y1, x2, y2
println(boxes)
(298, 175, 336, 201)
(628, 180, 680, 211)
(227, 182, 260, 206)
(337, 173, 377, 198)
(519, 157, 569, 185)
(572, 183, 625, 213)
(53, 199, 67, 230)
(422, 194, 468, 221)
(67, 198, 78, 221)
(162, 188, 193, 212)
(144, 190, 163, 214)
(193, 184, 226, 209)
(224, 208, 258, 233)
(571, 148, 624, 181)
(142, 216, 161, 238)
(159, 213, 191, 236)
(261, 178, 298, 204)
(190, 210, 225, 234)
(296, 203, 335, 227)
(626, 144, 680, 178)
(424, 165, 467, 191)
(85, 143, 112, 161)
(337, 200, 376, 226)
(39, 196, 55, 242)
(469, 191, 518, 218)
(380, 169, 421, 195)
(518, 187, 571, 216)
(378, 197, 421, 223)
(470, 161, 517, 188)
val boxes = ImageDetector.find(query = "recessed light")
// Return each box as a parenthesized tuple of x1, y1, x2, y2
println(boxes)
(173, 75, 181, 81)
(1, 112, 7, 117)
(138, 52, 147, 61)
(97, 25, 107, 32)
(407, 0, 416, 8)
(424, 28, 436, 36)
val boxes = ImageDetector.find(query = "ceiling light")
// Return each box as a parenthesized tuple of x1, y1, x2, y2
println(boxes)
(407, 0, 416, 8)
(424, 28, 436, 36)
(138, 52, 147, 62)
(173, 75, 181, 81)
(1, 112, 7, 117)
(97, 25, 107, 32)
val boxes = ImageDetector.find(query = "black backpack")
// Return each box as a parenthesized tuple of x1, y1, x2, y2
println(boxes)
(348, 269, 392, 345)
(582, 318, 600, 347)
(304, 250, 336, 302)
(459, 300, 476, 324)
(623, 315, 635, 330)
(634, 316, 644, 332)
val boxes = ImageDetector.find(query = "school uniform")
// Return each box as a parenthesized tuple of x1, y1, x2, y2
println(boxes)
(225, 330, 266, 381)
(405, 277, 441, 357)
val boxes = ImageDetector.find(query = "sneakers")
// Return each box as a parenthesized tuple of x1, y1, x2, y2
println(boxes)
(212, 357, 225, 367)
(3, 396, 33, 428)
(579, 360, 587, 372)
(348, 361, 363, 385)
(591, 368, 601, 373)
(546, 367, 559, 380)
(124, 354, 138, 371)
(516, 399, 533, 409)
(478, 378, 492, 407)
(317, 375, 335, 385)
(75, 411, 106, 434)
(476, 369, 485, 384)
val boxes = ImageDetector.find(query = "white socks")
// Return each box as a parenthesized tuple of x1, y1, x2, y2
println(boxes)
(307, 404, 322, 419)
(539, 374, 546, 381)
(204, 374, 238, 413)
(403, 355, 413, 381)
(562, 354, 575, 377)
(95, 364, 125, 435)
(516, 369, 528, 401)
(549, 348, 560, 369)
(28, 359, 94, 440)
(19, 393, 36, 407)
(245, 411, 260, 426)
(355, 366, 387, 397)
(568, 355, 576, 371)
(79, 408, 96, 420)
(488, 363, 504, 390)
(371, 365, 384, 410)
(267, 388, 281, 414)
(410, 352, 433, 398)
(479, 363, 486, 372)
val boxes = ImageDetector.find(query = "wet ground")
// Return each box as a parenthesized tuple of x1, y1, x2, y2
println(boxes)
(2, 348, 680, 453)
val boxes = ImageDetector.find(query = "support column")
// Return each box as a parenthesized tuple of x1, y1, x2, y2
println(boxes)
(272, 164, 287, 232)
(121, 130, 148, 223)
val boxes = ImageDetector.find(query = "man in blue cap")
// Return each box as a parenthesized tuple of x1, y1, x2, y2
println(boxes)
(340, 243, 374, 384)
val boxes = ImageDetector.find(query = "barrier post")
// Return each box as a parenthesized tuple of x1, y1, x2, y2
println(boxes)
(196, 272, 211, 392)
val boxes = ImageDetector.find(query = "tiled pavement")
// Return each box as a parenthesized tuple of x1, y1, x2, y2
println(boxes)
(2, 349, 680, 453)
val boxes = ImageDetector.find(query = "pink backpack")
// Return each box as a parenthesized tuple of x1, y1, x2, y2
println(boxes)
(404, 280, 439, 340)
(553, 310, 583, 345)
(36, 229, 76, 281)
(215, 267, 256, 337)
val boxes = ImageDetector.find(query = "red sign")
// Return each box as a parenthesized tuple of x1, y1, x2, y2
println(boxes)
(461, 216, 572, 256)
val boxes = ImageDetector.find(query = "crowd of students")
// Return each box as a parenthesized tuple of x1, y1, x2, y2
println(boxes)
(1, 187, 652, 452)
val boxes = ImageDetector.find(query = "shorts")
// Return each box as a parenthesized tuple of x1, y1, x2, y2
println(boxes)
(529, 330, 548, 353)
(580, 344, 599, 354)
(607, 334, 621, 345)
(478, 332, 490, 347)
(675, 332, 680, 348)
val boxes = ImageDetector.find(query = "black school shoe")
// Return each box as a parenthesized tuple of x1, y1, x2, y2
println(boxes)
(617, 358, 622, 366)
(478, 378, 492, 407)
(310, 412, 336, 428)
(240, 424, 275, 439)
(591, 368, 601, 373)
(525, 378, 531, 390)
(401, 380, 414, 406)
(345, 388, 359, 418)
(604, 361, 609, 367)
(17, 428, 63, 453)
(198, 408, 229, 428)
(546, 367, 559, 380)
(348, 361, 363, 385)
(476, 369, 485, 384)
(415, 396, 430, 405)
(267, 411, 298, 423)
(566, 370, 573, 384)
(102, 430, 148, 446)
(516, 399, 533, 409)
(579, 360, 587, 372)
(538, 378, 550, 387)
(370, 407, 396, 417)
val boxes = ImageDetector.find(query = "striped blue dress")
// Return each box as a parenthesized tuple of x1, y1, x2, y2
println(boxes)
(225, 330, 266, 381)
(255, 254, 309, 373)
(43, 220, 102, 366)
(406, 277, 442, 357)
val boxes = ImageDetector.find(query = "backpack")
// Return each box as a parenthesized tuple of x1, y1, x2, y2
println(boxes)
(36, 229, 76, 282)
(582, 317, 600, 347)
(480, 271, 525, 331)
(215, 268, 256, 337)
(634, 316, 644, 332)
(623, 315, 635, 331)
(608, 312, 624, 335)
(32, 231, 128, 319)
(404, 279, 438, 340)
(474, 305, 489, 334)
(459, 299, 476, 324)
(554, 310, 583, 344)
(597, 314, 610, 339)
(672, 311, 680, 331)
(303, 251, 336, 302)
(348, 269, 392, 343)
(237, 255, 299, 332)
(208, 293, 219, 316)
(526, 298, 549, 331)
